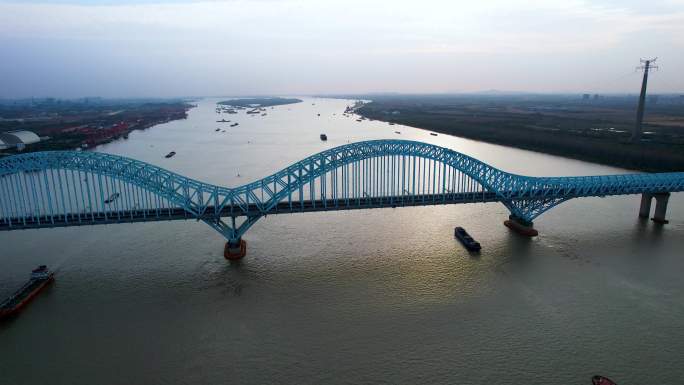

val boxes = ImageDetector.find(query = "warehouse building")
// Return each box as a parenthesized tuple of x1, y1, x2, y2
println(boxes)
(0, 130, 41, 150)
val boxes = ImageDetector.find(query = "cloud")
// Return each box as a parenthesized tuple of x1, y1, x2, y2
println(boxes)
(0, 0, 683, 97)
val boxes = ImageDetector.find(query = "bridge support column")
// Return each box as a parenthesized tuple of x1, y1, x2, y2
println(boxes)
(224, 238, 247, 260)
(638, 193, 653, 218)
(651, 193, 670, 224)
(504, 215, 538, 237)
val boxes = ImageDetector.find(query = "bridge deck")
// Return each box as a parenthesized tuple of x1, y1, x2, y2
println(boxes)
(0, 192, 499, 231)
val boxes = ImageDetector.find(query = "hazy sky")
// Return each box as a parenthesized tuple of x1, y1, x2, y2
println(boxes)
(1, 0, 683, 98)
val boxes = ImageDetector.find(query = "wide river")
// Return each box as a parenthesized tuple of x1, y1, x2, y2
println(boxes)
(1, 98, 683, 385)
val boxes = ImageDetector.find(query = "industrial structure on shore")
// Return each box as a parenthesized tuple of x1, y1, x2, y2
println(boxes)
(0, 130, 40, 151)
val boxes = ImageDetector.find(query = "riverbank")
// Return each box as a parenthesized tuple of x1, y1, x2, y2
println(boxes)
(356, 95, 684, 172)
(217, 97, 302, 108)
(0, 99, 193, 156)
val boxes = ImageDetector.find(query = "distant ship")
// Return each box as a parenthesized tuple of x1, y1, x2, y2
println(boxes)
(104, 192, 120, 204)
(430, 133, 438, 136)
(215, 128, 221, 132)
(320, 134, 327, 141)
(0, 266, 55, 320)
(216, 119, 230, 123)
(394, 131, 401, 134)
(165, 151, 176, 158)
(230, 123, 239, 127)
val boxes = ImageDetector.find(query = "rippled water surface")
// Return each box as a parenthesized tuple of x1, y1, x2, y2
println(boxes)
(1, 98, 683, 385)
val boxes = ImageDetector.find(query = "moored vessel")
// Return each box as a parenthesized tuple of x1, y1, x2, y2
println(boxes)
(320, 134, 328, 141)
(0, 266, 55, 320)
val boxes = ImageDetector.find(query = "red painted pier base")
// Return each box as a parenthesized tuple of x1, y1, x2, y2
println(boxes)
(504, 216, 539, 237)
(224, 239, 247, 260)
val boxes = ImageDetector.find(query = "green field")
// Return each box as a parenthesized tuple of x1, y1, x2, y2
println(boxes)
(356, 94, 684, 172)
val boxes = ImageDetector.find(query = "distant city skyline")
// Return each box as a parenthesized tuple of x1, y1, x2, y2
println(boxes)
(1, 0, 683, 98)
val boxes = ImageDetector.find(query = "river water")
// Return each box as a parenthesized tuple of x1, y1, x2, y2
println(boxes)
(1, 98, 682, 385)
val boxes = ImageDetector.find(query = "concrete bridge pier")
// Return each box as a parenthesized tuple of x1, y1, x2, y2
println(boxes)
(639, 193, 670, 224)
(638, 193, 654, 218)
(504, 215, 539, 237)
(224, 238, 247, 260)
(651, 193, 670, 224)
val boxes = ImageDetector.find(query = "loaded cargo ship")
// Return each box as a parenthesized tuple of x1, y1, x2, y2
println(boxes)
(0, 265, 54, 320)
(454, 227, 481, 251)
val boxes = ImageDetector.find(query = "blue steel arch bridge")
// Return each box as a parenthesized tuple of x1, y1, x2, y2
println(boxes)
(1, 139, 682, 258)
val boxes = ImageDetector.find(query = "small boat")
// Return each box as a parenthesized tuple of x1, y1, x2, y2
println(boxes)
(454, 227, 481, 251)
(0, 266, 55, 320)
(394, 131, 401, 134)
(216, 119, 230, 123)
(215, 128, 221, 132)
(104, 192, 120, 204)
(356, 119, 363, 122)
(430, 132, 438, 136)
(317, 113, 320, 116)
(165, 151, 176, 158)
(320, 134, 328, 141)
(261, 113, 267, 116)
(222, 130, 226, 133)
(389, 122, 395, 125)
(230, 123, 239, 127)
(592, 375, 618, 385)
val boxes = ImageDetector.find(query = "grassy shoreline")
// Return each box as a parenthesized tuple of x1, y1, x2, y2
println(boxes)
(356, 96, 684, 172)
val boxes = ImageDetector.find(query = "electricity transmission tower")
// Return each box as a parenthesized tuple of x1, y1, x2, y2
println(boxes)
(632, 58, 658, 142)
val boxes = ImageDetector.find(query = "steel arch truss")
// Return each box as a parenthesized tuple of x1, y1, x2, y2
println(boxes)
(1, 140, 684, 241)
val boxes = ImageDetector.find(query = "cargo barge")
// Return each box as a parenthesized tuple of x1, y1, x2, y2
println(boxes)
(454, 227, 481, 251)
(0, 266, 54, 320)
